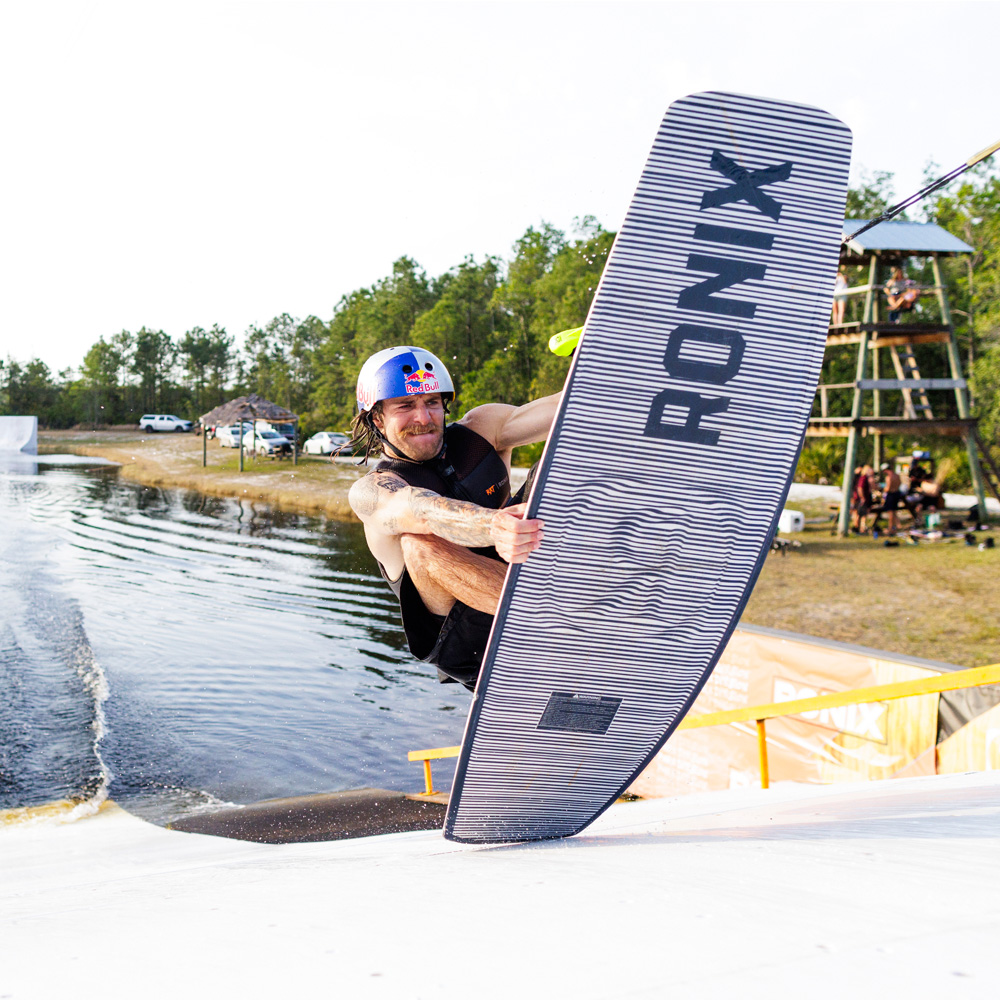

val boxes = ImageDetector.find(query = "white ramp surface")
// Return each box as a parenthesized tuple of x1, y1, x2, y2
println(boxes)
(2, 773, 998, 999)
(0, 416, 37, 454)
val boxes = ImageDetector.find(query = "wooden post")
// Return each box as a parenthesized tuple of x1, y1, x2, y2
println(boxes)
(838, 255, 878, 535)
(872, 343, 882, 471)
(931, 254, 989, 518)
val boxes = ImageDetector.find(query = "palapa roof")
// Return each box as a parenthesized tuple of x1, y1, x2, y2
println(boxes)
(200, 394, 298, 426)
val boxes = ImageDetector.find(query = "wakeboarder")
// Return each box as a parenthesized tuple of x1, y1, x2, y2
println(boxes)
(348, 346, 559, 691)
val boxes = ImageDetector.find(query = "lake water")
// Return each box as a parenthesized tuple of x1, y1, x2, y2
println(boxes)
(0, 456, 466, 825)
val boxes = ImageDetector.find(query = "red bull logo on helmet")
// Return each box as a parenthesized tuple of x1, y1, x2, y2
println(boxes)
(404, 369, 441, 394)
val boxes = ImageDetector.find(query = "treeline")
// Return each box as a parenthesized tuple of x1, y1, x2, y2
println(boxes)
(0, 217, 612, 446)
(3, 168, 999, 491)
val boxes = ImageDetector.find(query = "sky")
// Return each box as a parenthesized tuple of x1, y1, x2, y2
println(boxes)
(2, 0, 998, 375)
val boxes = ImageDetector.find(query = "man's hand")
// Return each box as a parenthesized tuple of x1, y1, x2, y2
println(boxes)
(489, 503, 544, 563)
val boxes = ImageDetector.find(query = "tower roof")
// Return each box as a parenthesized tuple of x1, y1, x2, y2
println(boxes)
(842, 219, 973, 258)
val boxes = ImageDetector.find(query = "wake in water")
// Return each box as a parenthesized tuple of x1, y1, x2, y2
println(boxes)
(0, 493, 109, 818)
(1, 465, 466, 827)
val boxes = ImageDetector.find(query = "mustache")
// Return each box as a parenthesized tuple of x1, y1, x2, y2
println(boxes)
(400, 423, 440, 437)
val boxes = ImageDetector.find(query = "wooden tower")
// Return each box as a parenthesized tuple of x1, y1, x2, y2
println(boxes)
(807, 220, 991, 534)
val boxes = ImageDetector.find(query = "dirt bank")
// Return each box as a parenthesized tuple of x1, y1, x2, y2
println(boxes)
(40, 429, 366, 519)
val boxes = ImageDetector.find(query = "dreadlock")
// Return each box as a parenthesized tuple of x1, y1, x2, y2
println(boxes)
(349, 403, 384, 464)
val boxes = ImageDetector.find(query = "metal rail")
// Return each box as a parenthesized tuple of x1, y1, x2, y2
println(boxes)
(408, 662, 1000, 796)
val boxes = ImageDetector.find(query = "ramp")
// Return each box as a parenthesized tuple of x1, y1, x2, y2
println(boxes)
(0, 416, 38, 454)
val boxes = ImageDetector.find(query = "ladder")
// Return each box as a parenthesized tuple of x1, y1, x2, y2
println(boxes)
(974, 429, 1000, 504)
(889, 344, 935, 420)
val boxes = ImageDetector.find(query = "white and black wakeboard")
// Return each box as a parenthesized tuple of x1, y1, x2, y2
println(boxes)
(445, 91, 852, 843)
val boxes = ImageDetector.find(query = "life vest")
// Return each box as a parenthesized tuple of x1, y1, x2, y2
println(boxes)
(374, 423, 510, 510)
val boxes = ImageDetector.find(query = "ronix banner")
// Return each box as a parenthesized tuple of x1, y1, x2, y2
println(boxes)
(630, 625, 943, 797)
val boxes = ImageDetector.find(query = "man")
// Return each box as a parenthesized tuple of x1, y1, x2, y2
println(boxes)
(879, 462, 902, 535)
(348, 346, 560, 691)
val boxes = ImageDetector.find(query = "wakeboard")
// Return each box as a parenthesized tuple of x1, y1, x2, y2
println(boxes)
(445, 91, 852, 843)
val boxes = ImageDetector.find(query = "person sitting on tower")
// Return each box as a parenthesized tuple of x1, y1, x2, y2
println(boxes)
(883, 266, 920, 323)
(347, 346, 559, 692)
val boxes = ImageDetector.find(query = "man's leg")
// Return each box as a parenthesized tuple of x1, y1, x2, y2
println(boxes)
(399, 534, 507, 617)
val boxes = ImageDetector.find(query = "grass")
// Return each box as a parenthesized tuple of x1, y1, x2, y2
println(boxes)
(745, 500, 1000, 667)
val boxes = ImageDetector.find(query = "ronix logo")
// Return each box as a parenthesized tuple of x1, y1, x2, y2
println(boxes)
(773, 678, 887, 744)
(404, 369, 440, 394)
(644, 149, 794, 446)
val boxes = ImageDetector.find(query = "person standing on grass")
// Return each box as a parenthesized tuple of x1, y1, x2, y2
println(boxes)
(880, 463, 902, 535)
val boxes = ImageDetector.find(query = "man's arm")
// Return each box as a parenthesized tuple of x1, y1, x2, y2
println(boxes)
(459, 391, 562, 453)
(349, 471, 543, 563)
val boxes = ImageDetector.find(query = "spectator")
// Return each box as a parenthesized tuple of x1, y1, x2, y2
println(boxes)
(884, 266, 920, 323)
(879, 462, 903, 535)
(907, 456, 930, 491)
(832, 267, 849, 325)
(851, 463, 876, 534)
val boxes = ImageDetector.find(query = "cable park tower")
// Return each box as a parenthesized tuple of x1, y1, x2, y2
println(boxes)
(808, 219, 996, 535)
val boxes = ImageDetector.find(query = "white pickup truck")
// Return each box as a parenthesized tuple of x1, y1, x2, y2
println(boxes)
(139, 414, 193, 433)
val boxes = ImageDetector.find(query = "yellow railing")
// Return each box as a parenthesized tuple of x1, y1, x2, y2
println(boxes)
(408, 662, 1000, 796)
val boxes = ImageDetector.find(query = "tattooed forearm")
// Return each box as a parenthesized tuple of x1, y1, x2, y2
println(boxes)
(406, 489, 494, 547)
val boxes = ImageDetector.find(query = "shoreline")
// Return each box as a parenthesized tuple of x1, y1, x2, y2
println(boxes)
(37, 429, 532, 520)
(39, 430, 370, 520)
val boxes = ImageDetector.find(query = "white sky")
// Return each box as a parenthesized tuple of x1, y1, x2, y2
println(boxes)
(2, 0, 997, 374)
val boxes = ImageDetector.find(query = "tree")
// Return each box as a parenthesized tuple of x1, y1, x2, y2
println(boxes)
(845, 169, 896, 220)
(490, 223, 567, 395)
(131, 328, 174, 411)
(80, 337, 123, 425)
(411, 255, 505, 403)
(179, 327, 215, 414)
(1, 357, 63, 424)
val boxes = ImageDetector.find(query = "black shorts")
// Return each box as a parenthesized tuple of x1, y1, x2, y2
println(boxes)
(882, 490, 902, 511)
(394, 567, 496, 692)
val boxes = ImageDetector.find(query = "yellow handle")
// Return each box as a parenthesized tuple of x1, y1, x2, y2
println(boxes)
(548, 326, 584, 356)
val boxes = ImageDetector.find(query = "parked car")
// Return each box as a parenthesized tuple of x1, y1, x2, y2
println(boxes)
(139, 414, 193, 433)
(242, 429, 292, 457)
(303, 431, 351, 455)
(216, 423, 254, 448)
(261, 422, 298, 446)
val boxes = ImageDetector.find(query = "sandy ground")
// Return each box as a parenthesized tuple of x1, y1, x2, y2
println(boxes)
(40, 428, 368, 518)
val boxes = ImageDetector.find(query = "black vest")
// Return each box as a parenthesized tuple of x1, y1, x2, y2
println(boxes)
(374, 423, 510, 510)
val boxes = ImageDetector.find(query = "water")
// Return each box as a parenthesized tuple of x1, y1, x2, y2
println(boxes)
(0, 457, 466, 825)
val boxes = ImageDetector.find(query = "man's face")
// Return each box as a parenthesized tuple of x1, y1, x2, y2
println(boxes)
(375, 393, 446, 461)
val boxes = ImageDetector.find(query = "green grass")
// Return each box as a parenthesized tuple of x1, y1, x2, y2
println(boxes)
(745, 505, 1000, 667)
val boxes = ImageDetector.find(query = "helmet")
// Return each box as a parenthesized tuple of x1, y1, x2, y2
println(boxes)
(356, 346, 455, 413)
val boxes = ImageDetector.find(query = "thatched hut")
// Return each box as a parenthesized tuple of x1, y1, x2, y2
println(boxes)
(199, 394, 299, 469)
